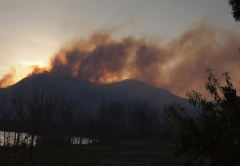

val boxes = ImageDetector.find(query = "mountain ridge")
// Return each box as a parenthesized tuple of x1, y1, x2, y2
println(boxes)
(2, 73, 193, 112)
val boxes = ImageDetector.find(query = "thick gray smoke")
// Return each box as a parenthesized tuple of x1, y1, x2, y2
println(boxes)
(2, 19, 240, 99)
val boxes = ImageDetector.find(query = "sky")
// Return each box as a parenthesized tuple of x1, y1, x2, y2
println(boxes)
(0, 0, 239, 99)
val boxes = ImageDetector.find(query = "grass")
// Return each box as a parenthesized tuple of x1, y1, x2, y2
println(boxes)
(0, 138, 200, 166)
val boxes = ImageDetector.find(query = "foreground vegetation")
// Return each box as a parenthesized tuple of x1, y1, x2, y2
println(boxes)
(0, 137, 196, 166)
(164, 70, 240, 165)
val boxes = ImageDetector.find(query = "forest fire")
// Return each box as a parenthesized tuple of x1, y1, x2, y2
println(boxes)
(27, 66, 51, 77)
(1, 19, 240, 98)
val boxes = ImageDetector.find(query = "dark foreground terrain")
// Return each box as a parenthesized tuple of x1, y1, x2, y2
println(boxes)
(0, 138, 192, 166)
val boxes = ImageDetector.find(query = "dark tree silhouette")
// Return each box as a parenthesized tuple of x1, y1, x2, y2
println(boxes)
(164, 69, 240, 166)
(229, 0, 240, 21)
(8, 75, 58, 162)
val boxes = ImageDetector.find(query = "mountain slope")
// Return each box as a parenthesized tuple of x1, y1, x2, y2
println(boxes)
(2, 73, 193, 110)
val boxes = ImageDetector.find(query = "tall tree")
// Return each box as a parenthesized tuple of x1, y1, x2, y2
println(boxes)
(8, 75, 58, 160)
(164, 69, 240, 166)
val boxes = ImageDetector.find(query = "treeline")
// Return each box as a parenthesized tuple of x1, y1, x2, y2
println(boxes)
(0, 76, 172, 148)
(0, 76, 181, 166)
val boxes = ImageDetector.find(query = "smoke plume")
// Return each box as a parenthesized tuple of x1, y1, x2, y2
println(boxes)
(0, 67, 17, 88)
(1, 19, 240, 99)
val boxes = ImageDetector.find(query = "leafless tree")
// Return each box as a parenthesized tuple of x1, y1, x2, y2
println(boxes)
(8, 75, 58, 160)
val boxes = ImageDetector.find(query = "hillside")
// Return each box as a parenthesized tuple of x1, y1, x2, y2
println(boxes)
(2, 73, 195, 114)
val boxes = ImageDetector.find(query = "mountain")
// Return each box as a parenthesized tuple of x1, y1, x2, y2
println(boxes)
(2, 73, 194, 113)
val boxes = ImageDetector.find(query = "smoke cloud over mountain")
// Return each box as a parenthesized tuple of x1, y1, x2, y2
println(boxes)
(1, 19, 240, 99)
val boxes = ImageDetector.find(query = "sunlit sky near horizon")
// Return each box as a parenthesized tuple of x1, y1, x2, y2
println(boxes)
(0, 0, 239, 98)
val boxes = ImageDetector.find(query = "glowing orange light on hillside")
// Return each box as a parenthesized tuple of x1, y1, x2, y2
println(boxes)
(27, 65, 51, 77)
(87, 76, 129, 84)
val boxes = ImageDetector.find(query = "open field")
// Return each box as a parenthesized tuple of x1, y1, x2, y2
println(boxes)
(0, 138, 195, 166)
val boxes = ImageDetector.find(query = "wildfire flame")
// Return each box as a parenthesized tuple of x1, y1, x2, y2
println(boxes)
(27, 65, 51, 77)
